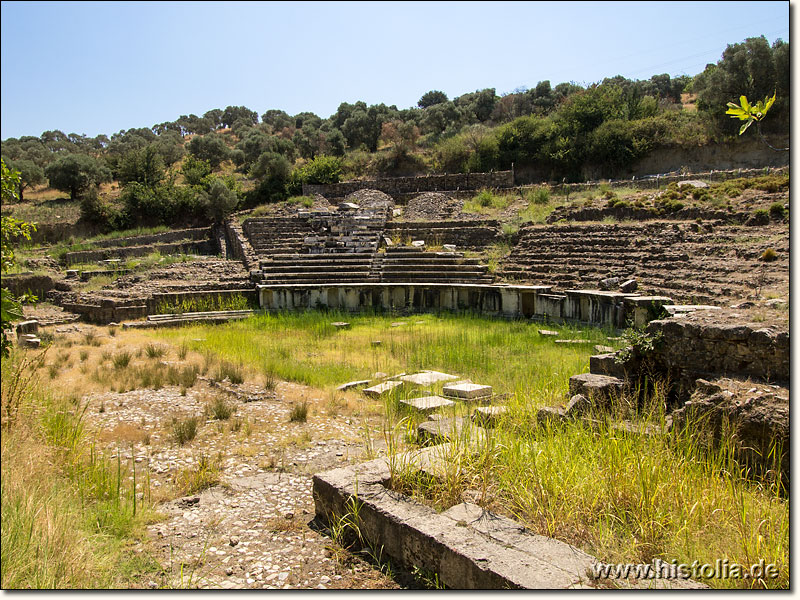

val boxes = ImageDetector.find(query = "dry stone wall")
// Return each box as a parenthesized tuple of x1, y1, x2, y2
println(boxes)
(303, 171, 513, 199)
(643, 317, 789, 398)
(384, 220, 500, 250)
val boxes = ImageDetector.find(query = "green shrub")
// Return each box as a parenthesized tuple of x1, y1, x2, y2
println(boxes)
(287, 155, 342, 195)
(750, 208, 770, 225)
(769, 202, 786, 220)
(527, 187, 550, 205)
(476, 189, 495, 207)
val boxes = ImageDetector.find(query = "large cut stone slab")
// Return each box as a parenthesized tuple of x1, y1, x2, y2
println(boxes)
(589, 353, 627, 378)
(362, 380, 404, 398)
(312, 448, 706, 590)
(401, 395, 455, 413)
(417, 417, 486, 445)
(442, 382, 492, 400)
(337, 379, 371, 391)
(400, 370, 460, 386)
(538, 329, 559, 336)
(568, 373, 624, 403)
(555, 339, 592, 345)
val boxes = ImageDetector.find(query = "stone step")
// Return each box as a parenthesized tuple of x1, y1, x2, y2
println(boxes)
(383, 256, 479, 264)
(381, 273, 494, 284)
(382, 264, 487, 273)
(259, 271, 372, 281)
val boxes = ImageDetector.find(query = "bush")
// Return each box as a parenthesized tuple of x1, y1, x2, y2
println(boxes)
(287, 155, 342, 195)
(79, 186, 119, 230)
(527, 186, 550, 205)
(760, 248, 778, 262)
(202, 178, 239, 223)
(749, 208, 770, 226)
(769, 202, 786, 220)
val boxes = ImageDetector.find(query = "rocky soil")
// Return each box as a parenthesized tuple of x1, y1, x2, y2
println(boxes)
(80, 368, 404, 589)
(403, 192, 463, 221)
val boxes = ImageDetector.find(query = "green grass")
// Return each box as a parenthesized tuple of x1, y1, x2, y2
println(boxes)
(462, 189, 514, 215)
(154, 293, 255, 315)
(148, 311, 612, 397)
(1, 353, 158, 589)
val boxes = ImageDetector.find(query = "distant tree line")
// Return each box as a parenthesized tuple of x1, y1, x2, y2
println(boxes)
(0, 36, 788, 229)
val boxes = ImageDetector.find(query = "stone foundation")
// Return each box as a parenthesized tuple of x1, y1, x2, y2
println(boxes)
(257, 283, 673, 328)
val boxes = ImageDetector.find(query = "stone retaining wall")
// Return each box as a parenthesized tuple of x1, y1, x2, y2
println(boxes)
(82, 227, 212, 250)
(303, 171, 514, 198)
(60, 289, 257, 324)
(224, 220, 258, 270)
(63, 239, 214, 265)
(384, 221, 500, 249)
(1, 273, 57, 299)
(644, 317, 789, 391)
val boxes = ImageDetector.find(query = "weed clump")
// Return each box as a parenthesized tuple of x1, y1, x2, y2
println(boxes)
(176, 453, 221, 494)
(144, 344, 167, 359)
(206, 396, 235, 420)
(213, 361, 244, 384)
(112, 351, 131, 369)
(289, 401, 308, 423)
(170, 416, 199, 446)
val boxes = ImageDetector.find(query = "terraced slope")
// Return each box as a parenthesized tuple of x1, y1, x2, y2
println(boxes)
(499, 222, 788, 304)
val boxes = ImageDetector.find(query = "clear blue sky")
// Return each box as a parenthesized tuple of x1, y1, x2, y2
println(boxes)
(0, 0, 791, 140)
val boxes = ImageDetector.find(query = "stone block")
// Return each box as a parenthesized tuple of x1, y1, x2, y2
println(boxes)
(599, 277, 620, 290)
(568, 373, 624, 403)
(331, 321, 350, 329)
(589, 353, 626, 378)
(19, 335, 41, 349)
(594, 345, 614, 354)
(619, 279, 637, 293)
(565, 394, 591, 418)
(538, 329, 559, 336)
(536, 405, 566, 425)
(15, 320, 39, 335)
(442, 382, 492, 400)
(471, 405, 507, 428)
(336, 379, 371, 391)
(401, 395, 455, 413)
(363, 380, 404, 398)
(400, 370, 460, 386)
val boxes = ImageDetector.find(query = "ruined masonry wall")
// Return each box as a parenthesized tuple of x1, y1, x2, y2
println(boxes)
(645, 318, 789, 384)
(303, 171, 514, 198)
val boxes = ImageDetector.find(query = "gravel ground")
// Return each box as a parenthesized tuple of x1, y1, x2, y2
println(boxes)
(81, 377, 403, 589)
